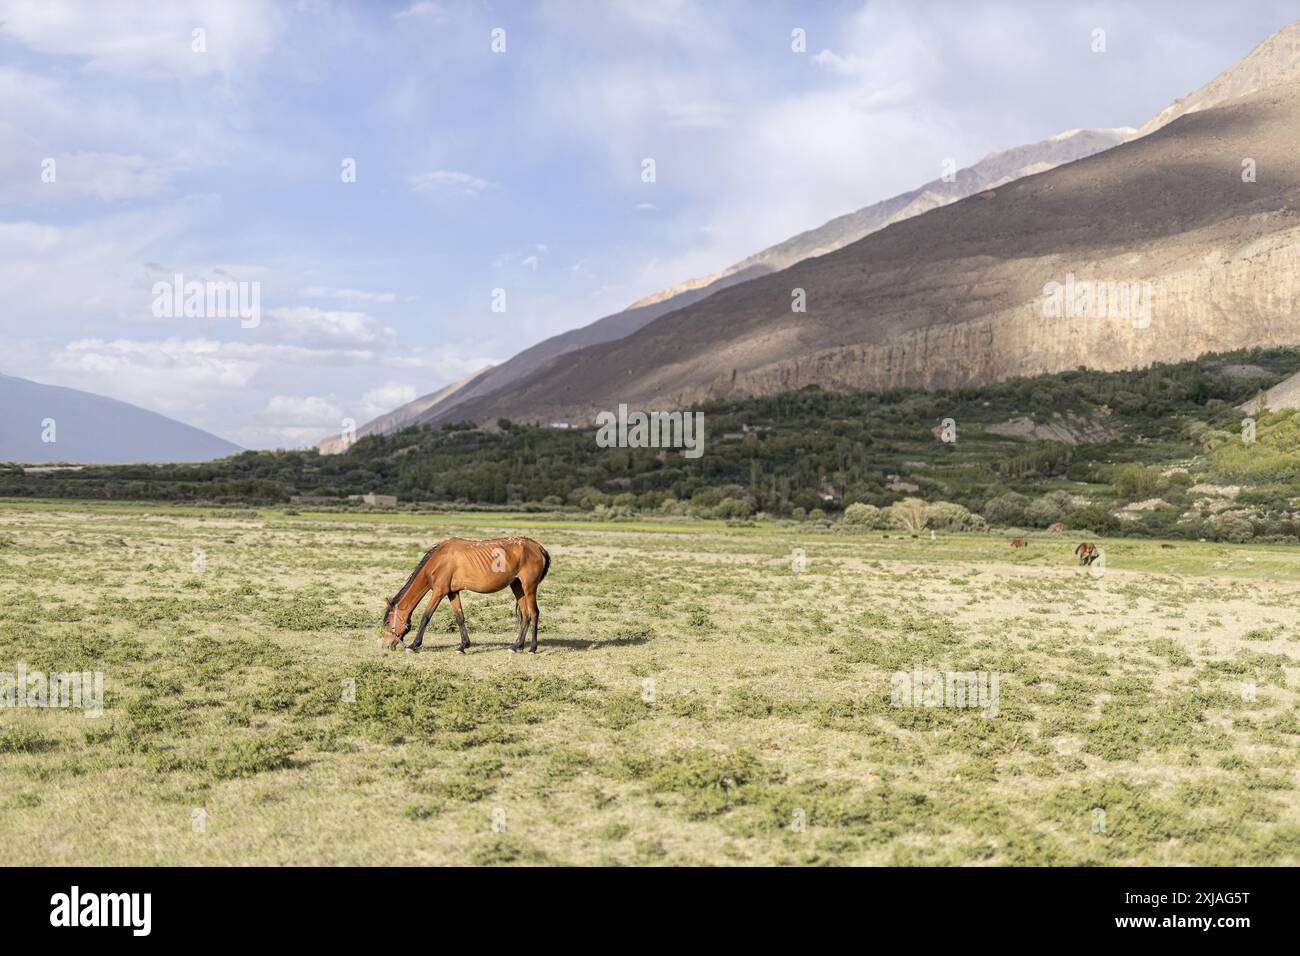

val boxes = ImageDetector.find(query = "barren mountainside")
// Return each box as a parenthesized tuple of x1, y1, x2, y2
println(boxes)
(441, 81, 1300, 424)
(1139, 20, 1300, 135)
(627, 127, 1135, 309)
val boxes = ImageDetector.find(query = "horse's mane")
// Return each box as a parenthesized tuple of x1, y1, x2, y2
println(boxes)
(386, 543, 440, 617)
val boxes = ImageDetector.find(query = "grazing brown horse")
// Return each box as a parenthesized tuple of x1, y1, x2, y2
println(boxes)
(380, 537, 550, 654)
(1010, 539, 1028, 548)
(1075, 542, 1100, 566)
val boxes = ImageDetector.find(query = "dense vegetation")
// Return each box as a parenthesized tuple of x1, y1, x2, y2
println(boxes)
(4, 347, 1299, 541)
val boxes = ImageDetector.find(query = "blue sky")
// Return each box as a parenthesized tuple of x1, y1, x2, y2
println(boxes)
(1, 0, 1297, 448)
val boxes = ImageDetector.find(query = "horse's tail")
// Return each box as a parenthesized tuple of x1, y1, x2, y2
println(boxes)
(1074, 542, 1084, 555)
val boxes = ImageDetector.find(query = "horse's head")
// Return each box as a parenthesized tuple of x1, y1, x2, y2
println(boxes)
(379, 597, 409, 650)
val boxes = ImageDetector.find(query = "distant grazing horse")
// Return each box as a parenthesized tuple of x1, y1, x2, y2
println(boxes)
(381, 537, 550, 654)
(1075, 542, 1100, 566)
(1010, 539, 1028, 548)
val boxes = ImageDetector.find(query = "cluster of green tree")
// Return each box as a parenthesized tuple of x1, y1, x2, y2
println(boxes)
(3, 347, 1297, 539)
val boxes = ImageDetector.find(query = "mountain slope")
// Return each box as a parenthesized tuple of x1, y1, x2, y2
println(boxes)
(432, 23, 1300, 426)
(438, 81, 1300, 425)
(0, 373, 242, 464)
(1239, 369, 1300, 413)
(343, 126, 1131, 441)
(626, 127, 1135, 309)
(391, 266, 771, 433)
(1139, 20, 1300, 135)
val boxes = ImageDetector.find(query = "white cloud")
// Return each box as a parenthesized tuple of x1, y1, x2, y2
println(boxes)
(361, 384, 418, 418)
(0, 65, 243, 208)
(0, 0, 282, 79)
(46, 337, 263, 434)
(0, 209, 195, 329)
(265, 394, 344, 426)
(0, 220, 61, 252)
(394, 2, 442, 20)
(264, 307, 395, 347)
(299, 286, 398, 304)
(0, 149, 168, 204)
(407, 169, 494, 196)
(663, 101, 731, 129)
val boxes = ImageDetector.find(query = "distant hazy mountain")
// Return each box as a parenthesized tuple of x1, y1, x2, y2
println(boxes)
(0, 373, 241, 464)
(332, 126, 1132, 445)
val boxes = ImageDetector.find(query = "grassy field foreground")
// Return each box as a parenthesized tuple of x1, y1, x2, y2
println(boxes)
(0, 501, 1298, 865)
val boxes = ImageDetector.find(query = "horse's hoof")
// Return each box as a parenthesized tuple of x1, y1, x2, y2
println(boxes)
(457, 646, 466, 655)
(404, 645, 418, 654)
(528, 648, 538, 655)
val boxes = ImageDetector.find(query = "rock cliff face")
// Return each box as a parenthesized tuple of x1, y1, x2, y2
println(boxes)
(437, 72, 1300, 425)
(705, 226, 1300, 403)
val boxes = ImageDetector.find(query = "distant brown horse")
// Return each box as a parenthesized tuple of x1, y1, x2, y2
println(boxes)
(1075, 542, 1100, 566)
(380, 537, 550, 654)
(1010, 539, 1028, 548)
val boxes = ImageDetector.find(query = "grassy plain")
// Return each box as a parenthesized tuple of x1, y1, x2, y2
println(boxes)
(1, 500, 1297, 865)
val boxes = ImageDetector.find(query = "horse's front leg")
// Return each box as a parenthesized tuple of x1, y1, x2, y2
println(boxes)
(408, 593, 444, 653)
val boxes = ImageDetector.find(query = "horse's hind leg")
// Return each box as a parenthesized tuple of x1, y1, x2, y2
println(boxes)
(448, 591, 471, 653)
(509, 579, 529, 652)
(526, 590, 540, 654)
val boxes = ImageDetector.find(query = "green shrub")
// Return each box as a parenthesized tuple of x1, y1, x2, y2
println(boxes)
(1111, 464, 1168, 501)
(711, 497, 754, 520)
(1026, 491, 1076, 527)
(1064, 504, 1120, 535)
(691, 488, 723, 510)
(1211, 409, 1300, 480)
(843, 502, 886, 528)
(983, 492, 1030, 526)
(1203, 515, 1254, 543)
(926, 501, 986, 532)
